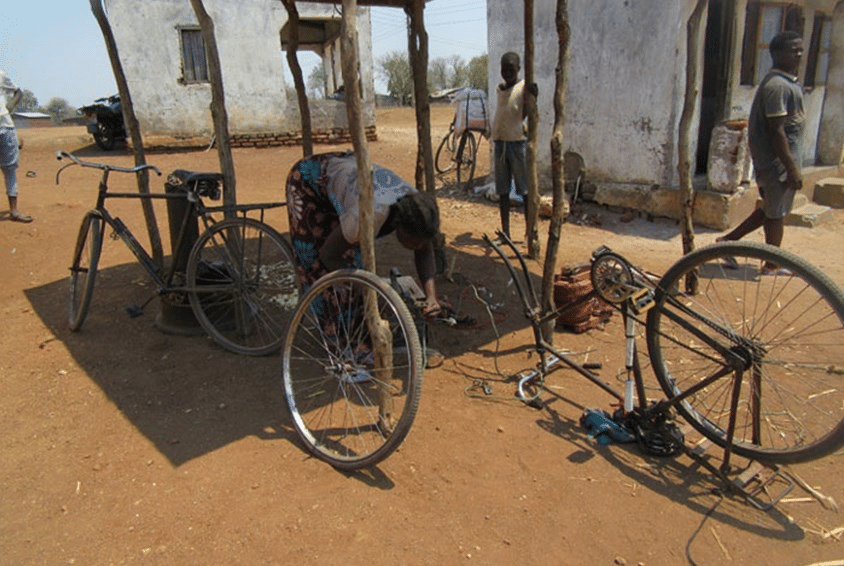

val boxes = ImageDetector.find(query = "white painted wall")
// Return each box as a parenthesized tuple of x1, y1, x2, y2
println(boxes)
(105, 0, 375, 137)
(488, 0, 842, 191)
(488, 1, 696, 190)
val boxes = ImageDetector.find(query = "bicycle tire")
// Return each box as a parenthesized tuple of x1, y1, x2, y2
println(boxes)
(68, 211, 103, 331)
(187, 218, 299, 356)
(646, 241, 844, 463)
(282, 269, 424, 470)
(434, 130, 455, 174)
(455, 130, 477, 190)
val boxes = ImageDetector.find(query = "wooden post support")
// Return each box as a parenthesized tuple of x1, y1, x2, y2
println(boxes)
(340, 0, 394, 425)
(281, 0, 314, 158)
(188, 0, 237, 211)
(540, 0, 571, 344)
(89, 0, 163, 270)
(678, 0, 707, 294)
(524, 0, 541, 260)
(407, 0, 435, 195)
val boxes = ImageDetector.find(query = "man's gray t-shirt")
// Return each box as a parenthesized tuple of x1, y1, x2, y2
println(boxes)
(747, 69, 805, 184)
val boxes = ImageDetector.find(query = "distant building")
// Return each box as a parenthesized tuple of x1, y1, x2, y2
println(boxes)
(102, 0, 377, 145)
(12, 111, 52, 129)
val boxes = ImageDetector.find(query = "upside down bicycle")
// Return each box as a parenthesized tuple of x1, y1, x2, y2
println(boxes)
(485, 231, 844, 468)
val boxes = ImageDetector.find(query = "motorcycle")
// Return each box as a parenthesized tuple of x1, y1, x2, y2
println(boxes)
(79, 95, 127, 151)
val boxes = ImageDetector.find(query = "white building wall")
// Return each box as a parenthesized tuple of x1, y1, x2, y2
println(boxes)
(105, 0, 374, 137)
(488, 1, 698, 190)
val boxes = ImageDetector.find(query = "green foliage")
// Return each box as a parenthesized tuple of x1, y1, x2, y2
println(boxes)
(467, 53, 489, 92)
(378, 50, 413, 105)
(307, 64, 326, 99)
(44, 97, 74, 125)
(17, 90, 39, 112)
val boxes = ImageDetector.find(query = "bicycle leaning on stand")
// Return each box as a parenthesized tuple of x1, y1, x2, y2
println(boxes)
(56, 150, 299, 356)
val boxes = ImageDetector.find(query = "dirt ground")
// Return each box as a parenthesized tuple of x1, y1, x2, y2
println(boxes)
(2, 106, 844, 565)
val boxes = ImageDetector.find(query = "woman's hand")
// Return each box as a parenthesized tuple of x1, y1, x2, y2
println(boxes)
(422, 294, 442, 318)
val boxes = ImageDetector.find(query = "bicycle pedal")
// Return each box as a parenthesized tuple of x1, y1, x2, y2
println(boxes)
(732, 463, 795, 511)
(125, 304, 144, 318)
(628, 287, 654, 314)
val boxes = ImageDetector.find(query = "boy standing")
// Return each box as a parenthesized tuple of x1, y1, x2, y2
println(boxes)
(491, 52, 536, 238)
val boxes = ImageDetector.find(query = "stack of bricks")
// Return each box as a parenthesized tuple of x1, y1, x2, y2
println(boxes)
(229, 126, 377, 148)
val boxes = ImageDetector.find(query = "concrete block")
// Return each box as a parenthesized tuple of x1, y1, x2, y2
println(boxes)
(785, 203, 832, 227)
(813, 178, 844, 208)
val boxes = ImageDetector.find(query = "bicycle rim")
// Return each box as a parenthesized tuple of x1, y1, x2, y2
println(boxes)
(455, 131, 477, 189)
(435, 131, 455, 174)
(282, 269, 423, 470)
(68, 212, 103, 331)
(187, 218, 299, 356)
(647, 242, 844, 463)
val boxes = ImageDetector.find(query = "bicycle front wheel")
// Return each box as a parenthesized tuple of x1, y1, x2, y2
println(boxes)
(68, 211, 103, 331)
(187, 218, 299, 356)
(434, 131, 456, 174)
(455, 130, 477, 190)
(647, 242, 844, 463)
(282, 269, 424, 470)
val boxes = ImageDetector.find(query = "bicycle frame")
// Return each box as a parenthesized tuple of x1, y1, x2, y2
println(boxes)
(483, 230, 746, 418)
(57, 151, 285, 295)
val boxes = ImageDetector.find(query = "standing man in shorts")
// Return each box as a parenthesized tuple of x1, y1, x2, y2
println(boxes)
(1, 69, 31, 223)
(717, 31, 804, 272)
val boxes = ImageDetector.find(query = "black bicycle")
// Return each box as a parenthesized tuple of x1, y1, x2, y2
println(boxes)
(57, 150, 299, 356)
(486, 231, 844, 467)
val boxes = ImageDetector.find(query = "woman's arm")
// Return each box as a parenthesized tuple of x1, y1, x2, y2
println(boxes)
(414, 242, 441, 316)
(319, 225, 356, 271)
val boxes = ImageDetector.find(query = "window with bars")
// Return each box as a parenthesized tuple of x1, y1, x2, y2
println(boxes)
(805, 15, 832, 87)
(180, 28, 209, 83)
(739, 3, 803, 86)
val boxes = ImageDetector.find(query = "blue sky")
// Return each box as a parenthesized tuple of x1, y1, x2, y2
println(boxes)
(0, 0, 486, 110)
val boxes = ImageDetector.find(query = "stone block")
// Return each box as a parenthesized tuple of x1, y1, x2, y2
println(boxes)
(785, 203, 832, 227)
(813, 178, 844, 208)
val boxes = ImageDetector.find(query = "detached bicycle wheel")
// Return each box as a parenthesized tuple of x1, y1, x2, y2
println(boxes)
(647, 242, 844, 463)
(187, 218, 298, 356)
(282, 269, 423, 470)
(434, 130, 456, 174)
(68, 211, 103, 331)
(455, 130, 477, 190)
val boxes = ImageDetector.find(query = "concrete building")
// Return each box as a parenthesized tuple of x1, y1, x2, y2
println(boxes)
(488, 1, 843, 228)
(103, 0, 376, 145)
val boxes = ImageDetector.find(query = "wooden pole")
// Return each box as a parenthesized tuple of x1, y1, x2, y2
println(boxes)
(540, 0, 570, 343)
(281, 0, 314, 158)
(524, 0, 541, 259)
(678, 0, 707, 293)
(89, 0, 163, 269)
(407, 0, 435, 195)
(340, 0, 394, 425)
(188, 0, 237, 210)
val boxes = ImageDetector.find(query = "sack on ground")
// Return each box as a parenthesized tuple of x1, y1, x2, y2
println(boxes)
(553, 264, 613, 333)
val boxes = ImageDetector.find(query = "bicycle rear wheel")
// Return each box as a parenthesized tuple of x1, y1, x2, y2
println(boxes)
(282, 269, 423, 470)
(68, 211, 103, 331)
(434, 130, 456, 174)
(187, 218, 298, 356)
(647, 242, 844, 463)
(455, 130, 477, 190)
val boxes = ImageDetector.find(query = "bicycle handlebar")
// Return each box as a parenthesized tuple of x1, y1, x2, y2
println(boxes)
(55, 150, 161, 185)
